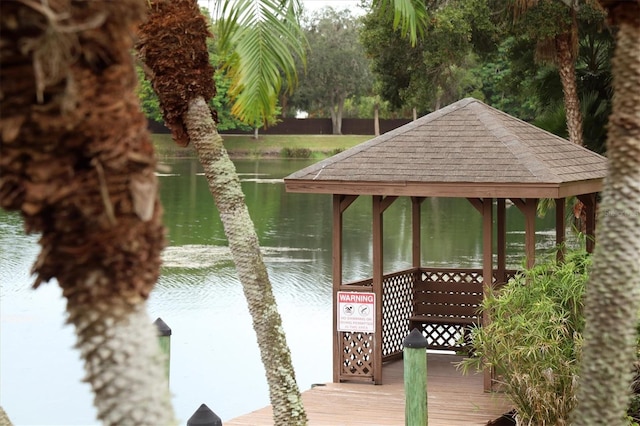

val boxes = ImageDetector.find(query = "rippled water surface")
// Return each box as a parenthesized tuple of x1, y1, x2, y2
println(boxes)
(1, 156, 569, 425)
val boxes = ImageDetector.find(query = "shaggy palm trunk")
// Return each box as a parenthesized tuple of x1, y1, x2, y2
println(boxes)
(0, 1, 174, 425)
(556, 33, 584, 146)
(572, 3, 640, 425)
(137, 1, 307, 423)
(185, 97, 307, 425)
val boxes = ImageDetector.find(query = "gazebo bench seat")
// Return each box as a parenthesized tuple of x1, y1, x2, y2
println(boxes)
(408, 314, 479, 328)
(409, 306, 481, 350)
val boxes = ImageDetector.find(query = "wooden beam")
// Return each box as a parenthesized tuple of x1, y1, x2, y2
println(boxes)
(481, 198, 493, 392)
(332, 194, 344, 383)
(411, 197, 425, 268)
(510, 197, 525, 211)
(467, 198, 483, 214)
(372, 196, 384, 384)
(555, 198, 566, 262)
(339, 194, 358, 213)
(284, 179, 604, 199)
(380, 195, 398, 213)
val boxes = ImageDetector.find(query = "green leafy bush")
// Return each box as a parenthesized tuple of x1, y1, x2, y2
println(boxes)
(460, 249, 591, 425)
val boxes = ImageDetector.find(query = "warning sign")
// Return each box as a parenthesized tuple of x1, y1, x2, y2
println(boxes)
(337, 291, 375, 333)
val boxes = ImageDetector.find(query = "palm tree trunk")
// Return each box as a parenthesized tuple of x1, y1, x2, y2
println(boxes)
(184, 97, 307, 425)
(572, 3, 640, 425)
(556, 32, 584, 146)
(0, 407, 13, 426)
(0, 2, 174, 425)
(136, 1, 307, 422)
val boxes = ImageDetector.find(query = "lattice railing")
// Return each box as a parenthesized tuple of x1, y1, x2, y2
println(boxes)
(382, 269, 417, 361)
(341, 332, 374, 377)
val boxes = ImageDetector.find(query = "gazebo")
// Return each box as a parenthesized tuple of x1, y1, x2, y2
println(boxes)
(284, 98, 607, 389)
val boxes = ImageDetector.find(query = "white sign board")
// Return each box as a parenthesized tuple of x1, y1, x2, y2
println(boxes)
(337, 291, 375, 333)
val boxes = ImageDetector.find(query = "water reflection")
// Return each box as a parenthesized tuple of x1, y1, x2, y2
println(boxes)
(1, 156, 570, 424)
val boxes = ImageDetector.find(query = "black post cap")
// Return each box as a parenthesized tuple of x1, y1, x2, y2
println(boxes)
(187, 403, 222, 426)
(403, 328, 428, 348)
(153, 317, 172, 336)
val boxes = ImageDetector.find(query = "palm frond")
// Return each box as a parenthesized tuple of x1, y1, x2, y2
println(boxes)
(372, 0, 427, 46)
(214, 0, 305, 125)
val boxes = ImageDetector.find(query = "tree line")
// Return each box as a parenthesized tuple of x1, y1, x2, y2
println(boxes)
(138, 1, 613, 149)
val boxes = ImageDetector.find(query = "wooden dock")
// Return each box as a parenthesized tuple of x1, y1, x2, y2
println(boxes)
(226, 353, 512, 425)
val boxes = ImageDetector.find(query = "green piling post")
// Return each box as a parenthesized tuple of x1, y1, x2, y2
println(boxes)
(404, 328, 428, 426)
(153, 317, 171, 384)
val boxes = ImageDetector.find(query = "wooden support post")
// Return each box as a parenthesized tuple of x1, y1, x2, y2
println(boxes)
(332, 194, 355, 383)
(153, 317, 171, 384)
(187, 404, 222, 426)
(404, 329, 428, 426)
(497, 199, 506, 285)
(578, 193, 597, 253)
(555, 198, 566, 262)
(411, 197, 425, 269)
(524, 199, 537, 269)
(481, 198, 493, 392)
(372, 195, 384, 385)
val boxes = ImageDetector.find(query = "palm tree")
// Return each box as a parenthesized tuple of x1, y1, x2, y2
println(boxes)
(137, 0, 308, 423)
(137, 0, 426, 423)
(509, 0, 602, 146)
(0, 1, 174, 425)
(572, 1, 640, 424)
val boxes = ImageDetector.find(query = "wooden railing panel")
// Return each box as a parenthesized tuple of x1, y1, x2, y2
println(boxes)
(338, 281, 375, 382)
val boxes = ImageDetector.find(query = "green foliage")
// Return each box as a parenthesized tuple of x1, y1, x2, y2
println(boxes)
(208, 49, 253, 132)
(136, 65, 162, 122)
(359, 0, 612, 153)
(460, 249, 591, 425)
(371, 0, 428, 46)
(470, 37, 541, 120)
(213, 0, 306, 126)
(360, 0, 488, 113)
(280, 147, 311, 158)
(290, 7, 372, 130)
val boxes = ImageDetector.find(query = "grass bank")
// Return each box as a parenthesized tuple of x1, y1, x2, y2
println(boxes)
(152, 133, 370, 159)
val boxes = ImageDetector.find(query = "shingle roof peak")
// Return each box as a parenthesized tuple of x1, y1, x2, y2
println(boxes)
(285, 97, 607, 198)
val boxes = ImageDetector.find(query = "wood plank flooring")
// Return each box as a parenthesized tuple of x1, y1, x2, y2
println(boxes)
(226, 353, 512, 425)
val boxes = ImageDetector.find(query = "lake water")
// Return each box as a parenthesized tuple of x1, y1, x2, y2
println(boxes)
(0, 155, 564, 425)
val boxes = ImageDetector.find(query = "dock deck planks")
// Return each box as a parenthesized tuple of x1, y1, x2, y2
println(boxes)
(226, 353, 512, 425)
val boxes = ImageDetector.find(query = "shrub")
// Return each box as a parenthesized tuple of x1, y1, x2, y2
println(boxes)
(280, 147, 311, 158)
(460, 249, 590, 425)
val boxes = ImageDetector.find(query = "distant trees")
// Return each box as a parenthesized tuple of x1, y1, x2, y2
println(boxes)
(291, 7, 372, 134)
(359, 0, 612, 149)
(360, 0, 491, 113)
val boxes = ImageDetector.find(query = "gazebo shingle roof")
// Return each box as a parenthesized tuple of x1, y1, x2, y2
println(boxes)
(285, 98, 607, 199)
